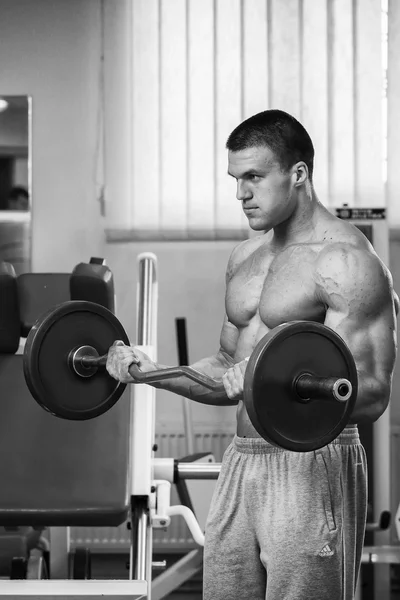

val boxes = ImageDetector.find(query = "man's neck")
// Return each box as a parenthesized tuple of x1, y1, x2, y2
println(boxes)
(270, 192, 326, 250)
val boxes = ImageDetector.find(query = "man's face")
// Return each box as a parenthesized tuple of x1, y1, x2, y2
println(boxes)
(228, 146, 296, 231)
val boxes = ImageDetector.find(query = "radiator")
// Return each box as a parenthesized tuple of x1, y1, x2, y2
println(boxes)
(70, 430, 234, 552)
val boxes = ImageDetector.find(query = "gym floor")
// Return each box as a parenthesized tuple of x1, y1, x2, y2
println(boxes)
(87, 554, 400, 600)
(89, 554, 400, 599)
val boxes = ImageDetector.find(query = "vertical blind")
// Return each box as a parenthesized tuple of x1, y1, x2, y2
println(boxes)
(105, 0, 390, 239)
(387, 0, 400, 228)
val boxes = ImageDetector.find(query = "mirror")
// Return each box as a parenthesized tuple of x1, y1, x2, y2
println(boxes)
(0, 95, 31, 274)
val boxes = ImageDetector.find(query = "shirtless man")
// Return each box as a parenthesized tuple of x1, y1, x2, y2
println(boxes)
(106, 110, 398, 599)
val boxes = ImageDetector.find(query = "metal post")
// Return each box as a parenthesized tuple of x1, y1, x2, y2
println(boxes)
(48, 527, 70, 579)
(137, 253, 158, 347)
(372, 219, 391, 600)
(130, 496, 149, 581)
(130, 253, 158, 598)
(176, 462, 221, 479)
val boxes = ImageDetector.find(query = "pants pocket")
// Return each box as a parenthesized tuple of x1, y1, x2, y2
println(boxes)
(315, 452, 336, 532)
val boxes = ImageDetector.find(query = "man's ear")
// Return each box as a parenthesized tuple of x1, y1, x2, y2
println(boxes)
(292, 162, 308, 186)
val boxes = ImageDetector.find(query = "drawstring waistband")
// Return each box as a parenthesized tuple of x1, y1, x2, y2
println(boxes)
(233, 425, 360, 454)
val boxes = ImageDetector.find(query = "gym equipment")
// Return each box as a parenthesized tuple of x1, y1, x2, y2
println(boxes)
(17, 273, 71, 338)
(9, 558, 27, 580)
(0, 262, 20, 353)
(175, 317, 195, 455)
(0, 254, 150, 598)
(9, 551, 48, 580)
(23, 300, 357, 451)
(23, 302, 129, 420)
(26, 550, 48, 580)
(70, 258, 115, 313)
(17, 257, 116, 339)
(244, 321, 357, 451)
(72, 547, 92, 580)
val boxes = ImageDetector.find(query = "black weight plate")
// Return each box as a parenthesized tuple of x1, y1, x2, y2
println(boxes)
(72, 547, 91, 580)
(243, 321, 358, 452)
(24, 301, 129, 420)
(10, 557, 28, 579)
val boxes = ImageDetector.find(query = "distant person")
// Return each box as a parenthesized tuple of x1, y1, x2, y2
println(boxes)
(7, 186, 29, 211)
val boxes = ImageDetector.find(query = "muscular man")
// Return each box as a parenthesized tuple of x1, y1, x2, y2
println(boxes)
(107, 110, 398, 599)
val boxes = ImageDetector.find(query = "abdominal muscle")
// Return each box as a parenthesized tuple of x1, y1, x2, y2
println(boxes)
(233, 320, 271, 438)
(237, 401, 262, 437)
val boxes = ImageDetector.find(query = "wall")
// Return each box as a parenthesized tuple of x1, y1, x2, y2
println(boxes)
(0, 0, 105, 271)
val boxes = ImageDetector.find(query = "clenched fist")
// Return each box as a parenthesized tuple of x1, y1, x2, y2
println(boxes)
(106, 341, 157, 384)
(222, 357, 249, 400)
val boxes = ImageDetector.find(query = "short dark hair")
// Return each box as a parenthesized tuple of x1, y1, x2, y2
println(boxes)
(226, 109, 314, 182)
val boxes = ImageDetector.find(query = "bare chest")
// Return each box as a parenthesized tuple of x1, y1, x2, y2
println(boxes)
(226, 246, 325, 332)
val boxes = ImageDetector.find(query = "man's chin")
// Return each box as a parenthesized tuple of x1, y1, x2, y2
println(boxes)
(248, 221, 268, 231)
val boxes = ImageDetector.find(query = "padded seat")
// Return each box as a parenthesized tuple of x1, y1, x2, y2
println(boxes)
(0, 355, 130, 527)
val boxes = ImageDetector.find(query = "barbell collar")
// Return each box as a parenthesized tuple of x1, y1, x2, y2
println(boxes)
(70, 346, 102, 377)
(295, 373, 352, 403)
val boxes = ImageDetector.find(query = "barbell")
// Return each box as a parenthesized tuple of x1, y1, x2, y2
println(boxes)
(23, 300, 358, 452)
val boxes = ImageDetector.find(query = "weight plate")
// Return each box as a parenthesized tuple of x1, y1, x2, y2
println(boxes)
(72, 547, 92, 580)
(24, 301, 129, 420)
(10, 557, 27, 579)
(243, 321, 358, 452)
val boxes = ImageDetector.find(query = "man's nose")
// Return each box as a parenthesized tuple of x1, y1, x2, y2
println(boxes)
(236, 181, 252, 201)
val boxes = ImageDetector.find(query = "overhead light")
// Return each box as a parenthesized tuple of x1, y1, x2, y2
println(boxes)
(0, 98, 9, 112)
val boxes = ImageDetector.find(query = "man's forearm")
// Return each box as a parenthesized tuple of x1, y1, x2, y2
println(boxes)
(350, 370, 391, 423)
(150, 350, 237, 406)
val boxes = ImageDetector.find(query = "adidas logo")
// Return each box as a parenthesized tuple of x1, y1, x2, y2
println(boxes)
(318, 544, 334, 557)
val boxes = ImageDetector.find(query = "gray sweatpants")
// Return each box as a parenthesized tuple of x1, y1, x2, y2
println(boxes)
(203, 426, 367, 600)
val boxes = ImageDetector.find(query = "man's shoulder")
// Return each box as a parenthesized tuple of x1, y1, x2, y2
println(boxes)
(315, 238, 391, 300)
(317, 238, 380, 271)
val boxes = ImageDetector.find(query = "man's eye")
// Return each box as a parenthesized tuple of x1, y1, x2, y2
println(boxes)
(248, 174, 259, 181)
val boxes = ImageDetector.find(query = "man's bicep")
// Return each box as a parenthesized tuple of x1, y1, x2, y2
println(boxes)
(324, 305, 397, 386)
(318, 245, 397, 386)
